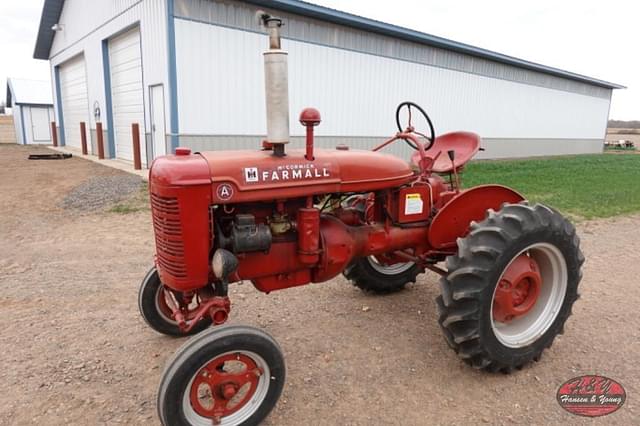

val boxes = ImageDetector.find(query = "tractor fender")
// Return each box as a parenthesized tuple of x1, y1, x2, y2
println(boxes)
(428, 185, 525, 249)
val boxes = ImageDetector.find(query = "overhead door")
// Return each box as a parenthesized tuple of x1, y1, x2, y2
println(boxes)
(59, 55, 89, 150)
(109, 26, 145, 163)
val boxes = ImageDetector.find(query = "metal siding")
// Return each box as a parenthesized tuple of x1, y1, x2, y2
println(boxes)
(109, 26, 146, 163)
(50, 0, 143, 58)
(175, 20, 611, 159)
(177, 135, 604, 160)
(174, 0, 610, 99)
(13, 105, 25, 145)
(49, 0, 169, 162)
(58, 55, 90, 149)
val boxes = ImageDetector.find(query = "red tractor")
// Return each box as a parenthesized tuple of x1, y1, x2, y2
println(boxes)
(140, 12, 583, 426)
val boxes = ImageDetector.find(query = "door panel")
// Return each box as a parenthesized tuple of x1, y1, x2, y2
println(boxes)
(109, 26, 145, 163)
(59, 55, 89, 149)
(30, 107, 52, 142)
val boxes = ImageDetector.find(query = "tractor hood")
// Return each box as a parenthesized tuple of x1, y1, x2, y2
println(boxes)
(199, 148, 415, 204)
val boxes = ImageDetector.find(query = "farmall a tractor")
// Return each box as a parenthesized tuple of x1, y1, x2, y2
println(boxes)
(140, 12, 584, 426)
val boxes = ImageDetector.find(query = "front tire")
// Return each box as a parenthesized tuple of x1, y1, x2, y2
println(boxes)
(436, 203, 584, 372)
(138, 267, 211, 337)
(158, 325, 285, 426)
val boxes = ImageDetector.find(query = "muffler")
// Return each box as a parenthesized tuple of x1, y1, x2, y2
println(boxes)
(257, 11, 289, 156)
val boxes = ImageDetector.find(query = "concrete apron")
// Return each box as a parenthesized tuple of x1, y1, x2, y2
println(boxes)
(49, 145, 149, 181)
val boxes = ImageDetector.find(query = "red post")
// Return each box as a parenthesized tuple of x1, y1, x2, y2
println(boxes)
(80, 122, 88, 155)
(132, 123, 141, 170)
(51, 122, 58, 147)
(305, 125, 315, 161)
(96, 122, 105, 159)
(299, 108, 321, 161)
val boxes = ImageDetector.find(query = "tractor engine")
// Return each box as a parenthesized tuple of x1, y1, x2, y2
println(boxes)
(149, 144, 450, 294)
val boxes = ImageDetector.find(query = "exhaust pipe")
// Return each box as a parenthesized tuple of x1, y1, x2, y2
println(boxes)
(257, 11, 289, 156)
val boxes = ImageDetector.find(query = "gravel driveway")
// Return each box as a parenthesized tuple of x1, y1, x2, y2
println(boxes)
(0, 144, 637, 425)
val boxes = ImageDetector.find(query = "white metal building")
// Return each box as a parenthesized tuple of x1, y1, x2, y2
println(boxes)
(5, 78, 55, 145)
(34, 0, 623, 165)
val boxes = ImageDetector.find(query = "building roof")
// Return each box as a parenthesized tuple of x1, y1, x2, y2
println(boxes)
(6, 78, 54, 107)
(33, 0, 624, 89)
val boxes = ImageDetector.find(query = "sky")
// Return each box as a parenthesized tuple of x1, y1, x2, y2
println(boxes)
(0, 0, 636, 120)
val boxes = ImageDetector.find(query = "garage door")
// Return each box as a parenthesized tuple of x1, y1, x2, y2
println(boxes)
(109, 27, 145, 163)
(59, 55, 89, 150)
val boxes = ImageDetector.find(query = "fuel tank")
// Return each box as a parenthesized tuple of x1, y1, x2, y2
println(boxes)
(200, 148, 415, 204)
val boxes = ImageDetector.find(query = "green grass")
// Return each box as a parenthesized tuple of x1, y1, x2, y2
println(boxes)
(108, 183, 150, 214)
(461, 154, 640, 220)
(604, 146, 636, 152)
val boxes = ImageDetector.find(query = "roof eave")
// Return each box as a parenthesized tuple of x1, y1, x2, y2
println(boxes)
(31, 0, 625, 90)
(244, 0, 624, 90)
(33, 0, 65, 60)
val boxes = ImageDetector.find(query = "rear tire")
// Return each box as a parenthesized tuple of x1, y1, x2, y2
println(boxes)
(158, 325, 285, 426)
(138, 267, 211, 337)
(436, 203, 584, 373)
(344, 256, 419, 293)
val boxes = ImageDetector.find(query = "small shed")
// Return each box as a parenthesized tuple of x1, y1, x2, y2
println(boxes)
(5, 78, 55, 145)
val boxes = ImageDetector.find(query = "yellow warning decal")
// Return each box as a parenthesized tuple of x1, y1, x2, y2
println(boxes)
(405, 193, 423, 215)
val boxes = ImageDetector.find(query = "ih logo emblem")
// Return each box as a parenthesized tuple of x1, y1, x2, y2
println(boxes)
(216, 183, 234, 200)
(244, 167, 259, 182)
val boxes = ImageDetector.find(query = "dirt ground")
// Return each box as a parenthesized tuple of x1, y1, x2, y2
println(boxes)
(0, 144, 638, 425)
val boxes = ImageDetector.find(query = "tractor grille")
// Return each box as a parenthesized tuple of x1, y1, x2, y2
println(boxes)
(150, 193, 187, 279)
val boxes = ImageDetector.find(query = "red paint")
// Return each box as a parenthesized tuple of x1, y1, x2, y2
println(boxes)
(147, 111, 526, 310)
(175, 147, 191, 156)
(396, 185, 432, 223)
(373, 132, 432, 176)
(189, 352, 263, 422)
(297, 208, 320, 264)
(557, 375, 626, 417)
(199, 148, 414, 204)
(96, 122, 105, 159)
(410, 131, 481, 173)
(492, 254, 541, 322)
(299, 107, 321, 161)
(132, 123, 142, 170)
(149, 152, 212, 291)
(51, 122, 58, 147)
(428, 185, 525, 249)
(80, 122, 88, 155)
(162, 289, 230, 332)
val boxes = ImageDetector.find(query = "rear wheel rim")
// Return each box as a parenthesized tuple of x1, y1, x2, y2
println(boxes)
(366, 256, 414, 275)
(182, 350, 270, 425)
(490, 243, 568, 348)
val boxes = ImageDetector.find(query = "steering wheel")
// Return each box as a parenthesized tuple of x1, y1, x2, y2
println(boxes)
(395, 101, 436, 151)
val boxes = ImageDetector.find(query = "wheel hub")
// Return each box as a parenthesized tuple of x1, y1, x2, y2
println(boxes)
(189, 353, 264, 424)
(493, 254, 541, 322)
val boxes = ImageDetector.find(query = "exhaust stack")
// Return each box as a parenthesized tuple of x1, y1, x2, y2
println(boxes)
(258, 11, 289, 156)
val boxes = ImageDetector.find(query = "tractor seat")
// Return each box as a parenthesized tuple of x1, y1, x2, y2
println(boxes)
(411, 131, 481, 173)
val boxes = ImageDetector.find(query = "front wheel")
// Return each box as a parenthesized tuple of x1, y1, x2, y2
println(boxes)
(436, 203, 584, 373)
(138, 267, 212, 337)
(157, 325, 285, 426)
